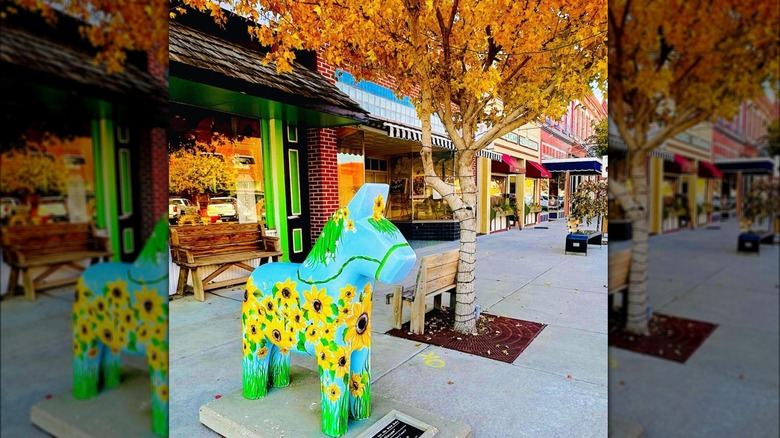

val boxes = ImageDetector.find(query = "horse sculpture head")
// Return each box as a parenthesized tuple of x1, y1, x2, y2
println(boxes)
(299, 183, 416, 285)
(242, 184, 416, 437)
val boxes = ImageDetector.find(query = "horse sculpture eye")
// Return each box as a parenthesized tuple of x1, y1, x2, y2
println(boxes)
(312, 300, 322, 312)
(144, 300, 153, 312)
(273, 330, 282, 341)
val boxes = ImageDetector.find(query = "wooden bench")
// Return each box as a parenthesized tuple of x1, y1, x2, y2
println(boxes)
(392, 249, 459, 334)
(608, 248, 631, 329)
(1, 223, 113, 301)
(169, 222, 284, 301)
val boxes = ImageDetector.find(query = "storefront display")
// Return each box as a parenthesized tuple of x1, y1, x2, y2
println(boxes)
(169, 106, 265, 227)
(1, 131, 94, 226)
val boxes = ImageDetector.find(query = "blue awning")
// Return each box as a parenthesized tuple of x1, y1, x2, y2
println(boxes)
(541, 157, 603, 174)
(714, 158, 774, 174)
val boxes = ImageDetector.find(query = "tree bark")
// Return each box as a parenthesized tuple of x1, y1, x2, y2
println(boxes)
(624, 153, 651, 335)
(453, 158, 478, 334)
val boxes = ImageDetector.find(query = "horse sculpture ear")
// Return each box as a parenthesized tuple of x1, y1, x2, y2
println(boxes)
(346, 183, 390, 220)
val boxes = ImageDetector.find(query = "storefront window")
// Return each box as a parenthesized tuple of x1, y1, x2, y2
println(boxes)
(337, 152, 364, 208)
(524, 177, 537, 225)
(387, 155, 412, 221)
(168, 106, 264, 226)
(1, 131, 94, 226)
(540, 178, 550, 211)
(410, 152, 455, 220)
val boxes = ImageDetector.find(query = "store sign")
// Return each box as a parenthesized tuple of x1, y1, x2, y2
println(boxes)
(518, 136, 539, 150)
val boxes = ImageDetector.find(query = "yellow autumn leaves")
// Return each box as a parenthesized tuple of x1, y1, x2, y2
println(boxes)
(242, 277, 373, 361)
(73, 277, 167, 371)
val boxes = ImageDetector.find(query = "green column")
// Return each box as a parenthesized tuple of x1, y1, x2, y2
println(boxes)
(261, 119, 290, 262)
(91, 101, 120, 261)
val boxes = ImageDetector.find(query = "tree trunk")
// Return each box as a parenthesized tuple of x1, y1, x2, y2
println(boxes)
(624, 155, 651, 335)
(453, 160, 478, 334)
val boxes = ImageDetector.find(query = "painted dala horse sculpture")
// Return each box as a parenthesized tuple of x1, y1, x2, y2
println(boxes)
(72, 216, 169, 436)
(242, 183, 416, 437)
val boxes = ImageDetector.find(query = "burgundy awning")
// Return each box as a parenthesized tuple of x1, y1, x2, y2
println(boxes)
(526, 161, 552, 178)
(491, 154, 524, 174)
(698, 160, 724, 178)
(664, 154, 697, 174)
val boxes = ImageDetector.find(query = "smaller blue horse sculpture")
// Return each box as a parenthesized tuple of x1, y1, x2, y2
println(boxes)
(72, 216, 169, 436)
(242, 183, 416, 437)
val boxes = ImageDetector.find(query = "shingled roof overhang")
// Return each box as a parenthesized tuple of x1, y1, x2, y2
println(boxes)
(1, 13, 167, 118)
(169, 21, 368, 128)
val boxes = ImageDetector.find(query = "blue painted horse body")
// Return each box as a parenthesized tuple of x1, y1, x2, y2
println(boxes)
(242, 184, 416, 437)
(72, 217, 169, 436)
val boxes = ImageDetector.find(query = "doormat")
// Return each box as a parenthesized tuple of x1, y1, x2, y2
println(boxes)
(386, 309, 546, 364)
(609, 313, 717, 363)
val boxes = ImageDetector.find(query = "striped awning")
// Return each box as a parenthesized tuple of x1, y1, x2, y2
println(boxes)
(384, 122, 502, 161)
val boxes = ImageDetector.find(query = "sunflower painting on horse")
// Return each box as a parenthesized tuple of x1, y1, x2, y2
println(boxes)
(241, 184, 416, 437)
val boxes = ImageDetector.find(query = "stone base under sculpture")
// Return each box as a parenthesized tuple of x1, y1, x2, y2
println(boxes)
(30, 369, 158, 438)
(199, 365, 472, 438)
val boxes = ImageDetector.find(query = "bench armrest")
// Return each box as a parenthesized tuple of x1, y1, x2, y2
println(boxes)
(262, 236, 281, 252)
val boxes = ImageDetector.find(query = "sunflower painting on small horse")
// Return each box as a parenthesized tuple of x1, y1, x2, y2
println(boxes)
(241, 184, 416, 437)
(71, 216, 169, 436)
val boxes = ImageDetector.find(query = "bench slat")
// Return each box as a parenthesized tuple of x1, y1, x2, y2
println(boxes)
(608, 249, 631, 294)
(19, 251, 113, 268)
(425, 260, 458, 282)
(176, 250, 284, 268)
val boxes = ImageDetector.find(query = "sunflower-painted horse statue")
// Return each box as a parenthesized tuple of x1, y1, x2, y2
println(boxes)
(242, 183, 416, 437)
(71, 216, 169, 436)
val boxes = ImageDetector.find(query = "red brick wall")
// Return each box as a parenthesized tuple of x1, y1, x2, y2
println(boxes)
(137, 127, 168, 241)
(307, 127, 339, 244)
(140, 51, 168, 241)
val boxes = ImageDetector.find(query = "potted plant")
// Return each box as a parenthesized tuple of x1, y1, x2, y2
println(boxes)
(529, 202, 542, 213)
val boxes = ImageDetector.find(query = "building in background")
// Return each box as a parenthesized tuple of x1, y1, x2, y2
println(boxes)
(168, 12, 368, 265)
(1, 6, 167, 297)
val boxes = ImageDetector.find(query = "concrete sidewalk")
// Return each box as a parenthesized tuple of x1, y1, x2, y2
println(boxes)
(168, 220, 608, 437)
(0, 219, 609, 437)
(609, 219, 780, 437)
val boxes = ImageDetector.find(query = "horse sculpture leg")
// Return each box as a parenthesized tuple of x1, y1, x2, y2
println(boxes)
(101, 349, 122, 389)
(318, 352, 350, 437)
(242, 335, 272, 399)
(348, 347, 371, 420)
(72, 338, 102, 399)
(147, 346, 169, 436)
(269, 345, 291, 388)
